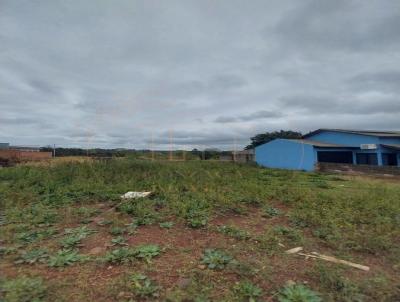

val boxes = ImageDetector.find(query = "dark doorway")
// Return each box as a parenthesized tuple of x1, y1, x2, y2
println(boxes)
(356, 153, 378, 165)
(317, 151, 353, 163)
(382, 153, 398, 166)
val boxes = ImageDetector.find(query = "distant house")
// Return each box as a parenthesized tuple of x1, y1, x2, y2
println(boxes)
(235, 149, 255, 163)
(220, 149, 255, 163)
(255, 129, 400, 171)
(0, 143, 9, 149)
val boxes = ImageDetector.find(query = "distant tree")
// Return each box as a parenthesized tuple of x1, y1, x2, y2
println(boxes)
(245, 130, 302, 149)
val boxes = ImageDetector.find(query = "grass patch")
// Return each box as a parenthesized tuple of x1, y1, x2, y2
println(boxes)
(1, 159, 399, 300)
(0, 276, 46, 302)
(217, 225, 251, 240)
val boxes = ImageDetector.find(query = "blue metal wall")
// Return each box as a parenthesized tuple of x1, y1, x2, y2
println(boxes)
(308, 131, 400, 166)
(255, 139, 315, 171)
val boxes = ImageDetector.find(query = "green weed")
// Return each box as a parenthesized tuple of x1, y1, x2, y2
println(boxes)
(262, 206, 281, 218)
(314, 264, 364, 301)
(48, 249, 87, 267)
(59, 234, 83, 249)
(15, 249, 49, 265)
(159, 221, 174, 229)
(103, 247, 136, 264)
(134, 244, 162, 263)
(0, 246, 18, 256)
(278, 283, 321, 302)
(130, 273, 160, 298)
(201, 249, 232, 270)
(16, 228, 58, 244)
(233, 280, 263, 302)
(1, 276, 46, 302)
(103, 244, 161, 264)
(64, 226, 96, 237)
(117, 197, 160, 225)
(109, 226, 126, 236)
(110, 236, 128, 246)
(184, 200, 210, 228)
(60, 226, 96, 249)
(217, 225, 251, 240)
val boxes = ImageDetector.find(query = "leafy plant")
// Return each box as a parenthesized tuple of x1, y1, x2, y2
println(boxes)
(103, 247, 136, 264)
(1, 276, 46, 302)
(96, 219, 113, 226)
(117, 198, 159, 225)
(135, 213, 158, 226)
(48, 249, 86, 267)
(134, 244, 161, 263)
(263, 206, 281, 218)
(0, 246, 18, 255)
(111, 236, 128, 246)
(103, 245, 161, 264)
(64, 226, 96, 237)
(185, 200, 209, 228)
(109, 226, 126, 236)
(74, 206, 99, 219)
(159, 221, 174, 229)
(15, 249, 49, 265)
(217, 225, 250, 240)
(273, 226, 303, 243)
(278, 283, 321, 302)
(315, 264, 363, 301)
(125, 222, 138, 234)
(17, 228, 57, 244)
(60, 226, 96, 249)
(201, 249, 232, 270)
(59, 234, 83, 249)
(130, 273, 160, 298)
(233, 280, 263, 302)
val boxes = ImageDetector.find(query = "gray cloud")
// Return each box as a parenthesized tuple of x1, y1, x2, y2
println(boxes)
(1, 0, 400, 149)
(349, 70, 400, 92)
(215, 110, 283, 123)
(281, 93, 400, 115)
(273, 0, 400, 53)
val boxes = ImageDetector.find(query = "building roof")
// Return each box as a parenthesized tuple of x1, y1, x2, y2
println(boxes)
(382, 144, 400, 151)
(285, 139, 356, 148)
(303, 129, 400, 138)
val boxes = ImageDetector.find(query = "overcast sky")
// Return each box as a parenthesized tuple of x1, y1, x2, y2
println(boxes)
(1, 0, 400, 149)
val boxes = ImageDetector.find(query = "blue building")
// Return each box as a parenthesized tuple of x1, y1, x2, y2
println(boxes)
(255, 129, 400, 171)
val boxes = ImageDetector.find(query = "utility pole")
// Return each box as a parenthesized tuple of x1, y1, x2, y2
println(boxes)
(169, 129, 173, 161)
(53, 144, 56, 158)
(151, 132, 155, 161)
(233, 137, 237, 162)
